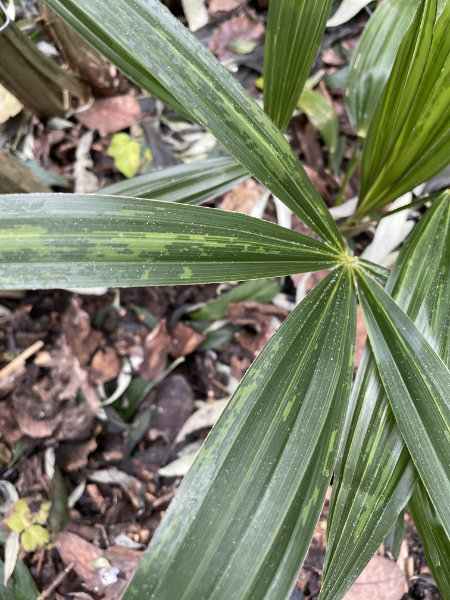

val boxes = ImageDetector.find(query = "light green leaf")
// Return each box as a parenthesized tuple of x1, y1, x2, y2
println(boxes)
(297, 88, 338, 153)
(358, 0, 450, 215)
(46, 0, 344, 250)
(345, 0, 418, 136)
(0, 193, 341, 289)
(101, 157, 249, 206)
(107, 133, 143, 179)
(322, 193, 450, 600)
(354, 266, 450, 538)
(123, 268, 356, 599)
(263, 0, 332, 131)
(20, 525, 49, 552)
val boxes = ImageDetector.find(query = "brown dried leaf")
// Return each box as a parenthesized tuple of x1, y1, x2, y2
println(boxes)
(343, 555, 408, 600)
(225, 301, 289, 329)
(61, 298, 102, 366)
(151, 374, 194, 444)
(209, 13, 265, 61)
(90, 346, 121, 384)
(56, 437, 98, 471)
(219, 179, 265, 215)
(75, 95, 141, 134)
(209, 0, 246, 13)
(139, 320, 170, 381)
(168, 322, 205, 358)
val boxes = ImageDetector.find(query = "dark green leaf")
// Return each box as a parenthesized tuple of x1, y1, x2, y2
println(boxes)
(124, 268, 356, 600)
(345, 0, 418, 136)
(46, 0, 344, 250)
(322, 193, 450, 600)
(263, 0, 332, 131)
(358, 0, 450, 215)
(0, 193, 341, 289)
(49, 465, 69, 533)
(0, 559, 39, 600)
(354, 267, 450, 537)
(101, 157, 249, 206)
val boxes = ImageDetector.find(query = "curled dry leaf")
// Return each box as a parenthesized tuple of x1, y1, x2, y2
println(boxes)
(139, 320, 170, 381)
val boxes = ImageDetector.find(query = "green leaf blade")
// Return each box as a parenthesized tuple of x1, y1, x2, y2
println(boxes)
(263, 0, 332, 131)
(345, 0, 418, 136)
(354, 267, 450, 537)
(101, 157, 249, 205)
(46, 0, 345, 250)
(358, 0, 450, 215)
(123, 267, 356, 599)
(322, 193, 450, 600)
(0, 193, 341, 289)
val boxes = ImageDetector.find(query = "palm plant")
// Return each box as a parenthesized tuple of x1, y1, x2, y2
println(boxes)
(0, 0, 448, 598)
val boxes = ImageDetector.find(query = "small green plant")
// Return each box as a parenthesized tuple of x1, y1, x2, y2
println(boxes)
(0, 1, 448, 599)
(6, 499, 51, 553)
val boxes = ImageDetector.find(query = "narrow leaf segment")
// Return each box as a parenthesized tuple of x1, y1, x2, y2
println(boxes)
(322, 193, 450, 600)
(345, 0, 418, 136)
(0, 193, 341, 290)
(263, 0, 332, 132)
(46, 0, 345, 250)
(101, 157, 249, 205)
(354, 267, 450, 537)
(358, 0, 450, 215)
(124, 267, 356, 599)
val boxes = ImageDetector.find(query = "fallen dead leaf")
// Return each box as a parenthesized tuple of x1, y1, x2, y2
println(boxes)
(75, 95, 141, 134)
(342, 555, 408, 600)
(168, 322, 205, 358)
(56, 437, 98, 471)
(225, 301, 289, 329)
(321, 48, 345, 67)
(220, 179, 265, 215)
(90, 346, 121, 384)
(174, 398, 228, 445)
(61, 298, 102, 366)
(209, 13, 265, 62)
(150, 374, 194, 444)
(139, 320, 170, 381)
(209, 0, 245, 13)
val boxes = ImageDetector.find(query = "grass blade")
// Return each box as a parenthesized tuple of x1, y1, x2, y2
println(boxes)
(0, 193, 341, 289)
(123, 268, 356, 599)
